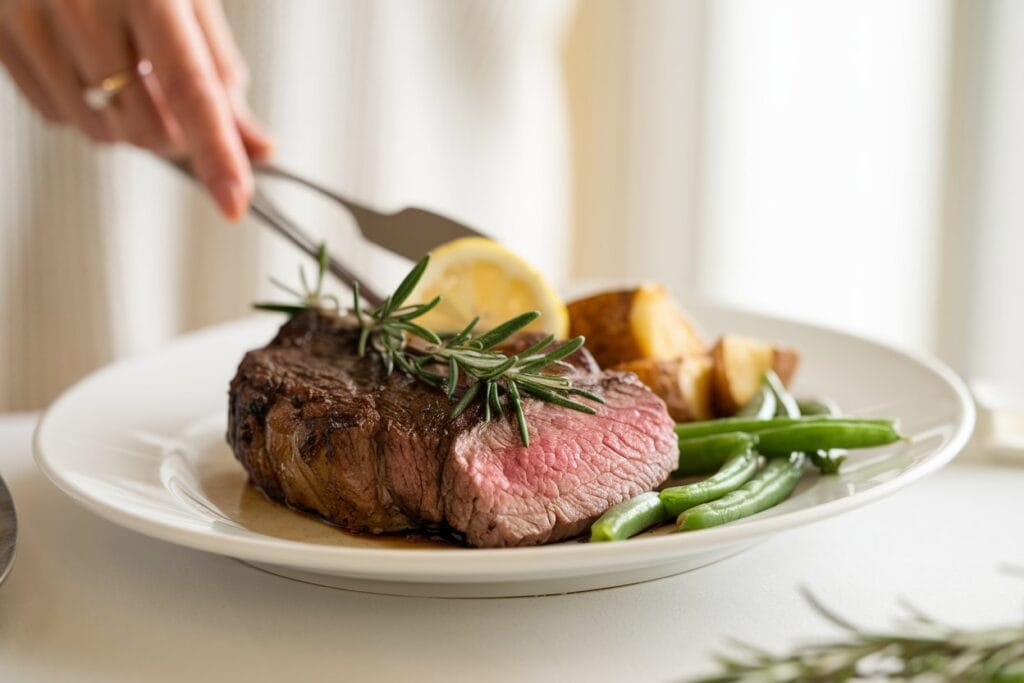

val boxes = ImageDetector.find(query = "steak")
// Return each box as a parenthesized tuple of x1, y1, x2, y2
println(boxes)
(227, 311, 678, 547)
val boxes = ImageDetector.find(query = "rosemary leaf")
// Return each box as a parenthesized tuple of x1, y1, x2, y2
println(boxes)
(357, 324, 371, 357)
(514, 334, 556, 359)
(507, 380, 530, 446)
(568, 387, 606, 404)
(450, 381, 482, 419)
(392, 321, 442, 345)
(396, 295, 442, 321)
(534, 335, 586, 364)
(375, 296, 393, 321)
(389, 255, 431, 313)
(268, 276, 304, 299)
(516, 336, 585, 373)
(449, 317, 480, 346)
(514, 373, 571, 390)
(321, 293, 341, 310)
(517, 382, 598, 415)
(393, 349, 416, 376)
(352, 282, 363, 321)
(441, 348, 509, 366)
(473, 311, 541, 350)
(316, 242, 329, 292)
(417, 368, 447, 384)
(447, 357, 459, 399)
(488, 379, 504, 417)
(474, 355, 518, 380)
(253, 302, 308, 315)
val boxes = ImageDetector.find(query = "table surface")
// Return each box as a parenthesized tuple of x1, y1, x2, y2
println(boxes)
(1, 412, 1021, 682)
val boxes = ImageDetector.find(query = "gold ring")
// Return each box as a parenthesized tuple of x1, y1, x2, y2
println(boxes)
(83, 60, 152, 111)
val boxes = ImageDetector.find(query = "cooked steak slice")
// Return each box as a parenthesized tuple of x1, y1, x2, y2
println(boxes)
(227, 311, 678, 547)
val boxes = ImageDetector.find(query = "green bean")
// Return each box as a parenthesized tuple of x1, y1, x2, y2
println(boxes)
(756, 421, 902, 457)
(796, 396, 841, 417)
(767, 373, 844, 472)
(764, 369, 800, 418)
(795, 396, 847, 473)
(590, 492, 669, 542)
(674, 415, 892, 441)
(677, 454, 806, 531)
(767, 377, 853, 473)
(660, 449, 759, 515)
(674, 432, 758, 476)
(735, 384, 777, 419)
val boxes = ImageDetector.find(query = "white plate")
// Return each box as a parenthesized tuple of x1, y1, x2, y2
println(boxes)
(34, 307, 974, 597)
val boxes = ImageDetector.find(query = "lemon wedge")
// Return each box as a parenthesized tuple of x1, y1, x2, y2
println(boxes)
(408, 237, 569, 338)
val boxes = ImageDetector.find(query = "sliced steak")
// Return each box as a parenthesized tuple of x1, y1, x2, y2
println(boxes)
(227, 311, 678, 547)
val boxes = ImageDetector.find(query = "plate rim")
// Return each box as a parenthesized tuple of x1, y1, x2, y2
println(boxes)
(32, 306, 976, 581)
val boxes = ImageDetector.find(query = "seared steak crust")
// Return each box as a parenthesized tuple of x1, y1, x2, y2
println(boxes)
(228, 311, 678, 547)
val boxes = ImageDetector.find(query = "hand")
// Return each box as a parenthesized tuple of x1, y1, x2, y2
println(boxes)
(0, 0, 273, 219)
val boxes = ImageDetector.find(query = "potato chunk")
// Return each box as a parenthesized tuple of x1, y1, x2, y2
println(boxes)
(711, 334, 800, 415)
(567, 285, 706, 368)
(614, 356, 714, 422)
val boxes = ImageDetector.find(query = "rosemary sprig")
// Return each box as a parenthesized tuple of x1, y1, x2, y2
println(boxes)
(254, 245, 603, 446)
(253, 243, 340, 315)
(691, 587, 1024, 682)
(355, 254, 602, 446)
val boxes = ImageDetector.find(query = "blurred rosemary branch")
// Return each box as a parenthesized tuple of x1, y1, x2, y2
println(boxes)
(691, 587, 1024, 683)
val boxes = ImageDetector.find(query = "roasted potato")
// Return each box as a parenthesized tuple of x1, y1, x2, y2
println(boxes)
(711, 334, 800, 415)
(567, 285, 706, 368)
(772, 346, 800, 387)
(614, 355, 714, 422)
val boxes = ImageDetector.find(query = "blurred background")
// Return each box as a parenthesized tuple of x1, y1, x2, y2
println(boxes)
(0, 0, 1020, 411)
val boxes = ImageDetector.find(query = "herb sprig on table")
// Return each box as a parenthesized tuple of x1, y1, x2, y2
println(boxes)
(254, 244, 602, 446)
(691, 587, 1024, 683)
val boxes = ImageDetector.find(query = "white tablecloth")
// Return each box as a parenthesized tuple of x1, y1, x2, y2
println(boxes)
(0, 412, 1020, 682)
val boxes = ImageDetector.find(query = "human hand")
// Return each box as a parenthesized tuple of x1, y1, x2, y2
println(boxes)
(0, 0, 273, 219)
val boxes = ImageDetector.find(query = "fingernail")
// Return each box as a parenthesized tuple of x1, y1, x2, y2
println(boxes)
(212, 178, 246, 220)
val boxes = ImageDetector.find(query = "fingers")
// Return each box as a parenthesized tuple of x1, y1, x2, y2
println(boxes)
(136, 69, 184, 154)
(130, 0, 251, 219)
(0, 0, 265, 219)
(44, 0, 174, 154)
(193, 0, 248, 94)
(194, 0, 273, 160)
(1, 0, 113, 141)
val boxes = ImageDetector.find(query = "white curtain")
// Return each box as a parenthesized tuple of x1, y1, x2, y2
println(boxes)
(944, 0, 1024, 393)
(2, 0, 1019, 412)
(0, 0, 573, 410)
(566, 0, 1020, 395)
